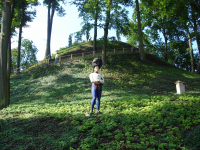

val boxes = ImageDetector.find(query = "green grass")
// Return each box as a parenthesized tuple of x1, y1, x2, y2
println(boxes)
(1, 52, 200, 149)
(17, 40, 132, 75)
(51, 40, 132, 57)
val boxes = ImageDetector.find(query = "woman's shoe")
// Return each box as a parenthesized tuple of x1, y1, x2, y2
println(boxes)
(96, 110, 102, 114)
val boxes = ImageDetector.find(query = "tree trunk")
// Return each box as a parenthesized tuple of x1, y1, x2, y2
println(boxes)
(7, 0, 15, 108)
(0, 0, 11, 109)
(49, 7, 55, 57)
(102, 0, 112, 65)
(197, 58, 200, 74)
(136, 0, 145, 60)
(163, 30, 168, 62)
(7, 38, 11, 105)
(11, 0, 15, 17)
(93, 18, 97, 52)
(116, 30, 121, 41)
(187, 28, 194, 73)
(45, 0, 51, 59)
(86, 30, 89, 41)
(93, 2, 98, 52)
(191, 4, 200, 74)
(16, 6, 25, 74)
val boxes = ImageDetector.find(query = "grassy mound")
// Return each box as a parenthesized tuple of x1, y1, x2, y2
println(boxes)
(1, 52, 200, 149)
(51, 40, 133, 58)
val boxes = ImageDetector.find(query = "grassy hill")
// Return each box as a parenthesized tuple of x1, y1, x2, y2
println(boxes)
(22, 40, 134, 72)
(51, 40, 133, 57)
(1, 41, 200, 150)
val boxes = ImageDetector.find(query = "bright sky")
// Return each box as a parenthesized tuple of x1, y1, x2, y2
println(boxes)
(11, 0, 133, 61)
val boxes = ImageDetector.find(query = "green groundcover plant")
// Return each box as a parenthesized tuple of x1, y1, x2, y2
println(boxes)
(1, 52, 200, 150)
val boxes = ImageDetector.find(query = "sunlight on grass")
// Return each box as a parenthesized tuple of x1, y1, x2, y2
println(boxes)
(1, 53, 200, 149)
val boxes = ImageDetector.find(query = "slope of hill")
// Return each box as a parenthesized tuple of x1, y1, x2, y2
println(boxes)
(1, 42, 200, 149)
(52, 40, 134, 57)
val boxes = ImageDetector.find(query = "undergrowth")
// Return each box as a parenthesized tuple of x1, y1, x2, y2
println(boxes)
(1, 53, 200, 150)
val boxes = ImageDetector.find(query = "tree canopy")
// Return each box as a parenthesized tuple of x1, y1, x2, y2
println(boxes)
(125, 0, 200, 72)
(11, 39, 38, 70)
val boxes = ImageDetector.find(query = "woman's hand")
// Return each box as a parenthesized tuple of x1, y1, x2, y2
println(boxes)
(94, 79, 100, 84)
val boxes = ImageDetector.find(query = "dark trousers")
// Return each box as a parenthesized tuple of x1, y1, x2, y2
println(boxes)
(91, 84, 102, 111)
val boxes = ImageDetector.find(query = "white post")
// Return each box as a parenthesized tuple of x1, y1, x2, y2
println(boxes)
(175, 80, 185, 94)
(82, 53, 84, 58)
(71, 54, 72, 60)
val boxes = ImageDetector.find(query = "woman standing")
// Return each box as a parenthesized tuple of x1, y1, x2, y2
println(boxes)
(89, 58, 104, 115)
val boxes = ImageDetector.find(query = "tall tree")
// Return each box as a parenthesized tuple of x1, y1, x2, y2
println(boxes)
(12, 39, 38, 69)
(169, 0, 200, 72)
(80, 15, 93, 41)
(0, 0, 12, 109)
(74, 31, 82, 43)
(149, 0, 200, 72)
(21, 39, 38, 68)
(102, 0, 132, 65)
(186, 27, 195, 72)
(169, 0, 196, 72)
(0, 0, 38, 109)
(71, 0, 104, 52)
(102, 0, 112, 65)
(11, 39, 38, 70)
(128, 0, 195, 65)
(7, 0, 16, 107)
(135, 0, 145, 60)
(110, 4, 130, 41)
(125, 1, 156, 52)
(16, 4, 25, 73)
(190, 2, 200, 74)
(92, 0, 101, 52)
(125, 0, 199, 72)
(15, 0, 37, 73)
(44, 0, 66, 59)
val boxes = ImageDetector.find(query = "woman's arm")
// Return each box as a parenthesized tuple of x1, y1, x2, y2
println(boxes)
(89, 74, 99, 84)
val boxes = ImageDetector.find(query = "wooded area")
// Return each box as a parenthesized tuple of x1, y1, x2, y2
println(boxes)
(0, 0, 200, 109)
